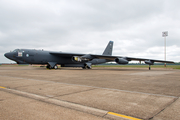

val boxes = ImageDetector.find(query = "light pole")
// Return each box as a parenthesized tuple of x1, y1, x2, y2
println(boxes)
(162, 31, 168, 67)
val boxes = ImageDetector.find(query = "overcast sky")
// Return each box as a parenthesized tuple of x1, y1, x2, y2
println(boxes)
(1, 0, 180, 63)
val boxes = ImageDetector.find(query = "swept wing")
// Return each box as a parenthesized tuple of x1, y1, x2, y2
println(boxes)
(50, 52, 174, 64)
(91, 54, 174, 63)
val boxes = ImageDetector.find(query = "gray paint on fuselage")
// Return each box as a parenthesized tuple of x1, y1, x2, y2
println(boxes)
(23, 49, 70, 64)
(4, 41, 174, 70)
(10, 49, 106, 65)
(4, 41, 114, 68)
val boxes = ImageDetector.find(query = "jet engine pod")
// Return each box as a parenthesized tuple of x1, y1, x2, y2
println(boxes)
(72, 56, 82, 62)
(144, 60, 154, 65)
(72, 54, 93, 63)
(115, 58, 128, 64)
(81, 54, 93, 60)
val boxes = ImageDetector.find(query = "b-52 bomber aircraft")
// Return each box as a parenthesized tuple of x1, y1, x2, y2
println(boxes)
(4, 41, 174, 70)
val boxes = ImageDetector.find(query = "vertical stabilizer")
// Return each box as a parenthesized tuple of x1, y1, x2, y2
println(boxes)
(102, 41, 113, 56)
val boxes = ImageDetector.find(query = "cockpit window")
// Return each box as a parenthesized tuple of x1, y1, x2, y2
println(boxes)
(13, 49, 19, 52)
(12, 49, 24, 57)
(13, 49, 24, 52)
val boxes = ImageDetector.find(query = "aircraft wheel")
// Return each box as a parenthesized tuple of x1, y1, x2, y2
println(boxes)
(54, 65, 58, 70)
(47, 65, 52, 70)
(46, 65, 50, 69)
(87, 66, 92, 69)
(82, 65, 88, 69)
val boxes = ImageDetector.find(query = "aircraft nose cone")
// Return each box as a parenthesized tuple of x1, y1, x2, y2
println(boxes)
(4, 53, 8, 58)
(4, 52, 12, 59)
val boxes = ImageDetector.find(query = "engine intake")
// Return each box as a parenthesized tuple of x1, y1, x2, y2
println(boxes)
(115, 58, 128, 64)
(72, 56, 82, 62)
(72, 54, 93, 63)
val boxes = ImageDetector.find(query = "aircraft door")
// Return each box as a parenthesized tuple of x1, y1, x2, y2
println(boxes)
(18, 52, 23, 57)
(17, 51, 24, 61)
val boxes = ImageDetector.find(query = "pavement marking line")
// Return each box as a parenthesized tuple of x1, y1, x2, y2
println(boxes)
(0, 86, 6, 89)
(1, 87, 108, 118)
(108, 112, 142, 120)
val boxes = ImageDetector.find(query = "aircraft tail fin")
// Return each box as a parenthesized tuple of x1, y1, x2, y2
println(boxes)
(102, 41, 113, 56)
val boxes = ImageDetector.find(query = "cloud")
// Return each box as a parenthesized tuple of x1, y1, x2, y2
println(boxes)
(0, 0, 180, 63)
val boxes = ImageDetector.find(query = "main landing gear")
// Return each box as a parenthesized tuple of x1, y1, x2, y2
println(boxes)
(82, 65, 92, 69)
(46, 65, 58, 70)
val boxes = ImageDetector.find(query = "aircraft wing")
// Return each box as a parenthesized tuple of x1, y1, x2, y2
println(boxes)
(50, 52, 174, 64)
(50, 52, 85, 57)
(91, 55, 175, 64)
(123, 57, 174, 63)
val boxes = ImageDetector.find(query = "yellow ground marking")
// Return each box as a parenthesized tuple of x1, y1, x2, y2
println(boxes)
(108, 112, 142, 120)
(0, 86, 6, 89)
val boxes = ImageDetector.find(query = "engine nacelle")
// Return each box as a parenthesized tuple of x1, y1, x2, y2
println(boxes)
(115, 58, 128, 64)
(72, 54, 93, 63)
(145, 60, 154, 65)
(81, 54, 93, 60)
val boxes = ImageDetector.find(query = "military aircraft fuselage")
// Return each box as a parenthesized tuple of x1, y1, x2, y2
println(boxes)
(4, 41, 174, 70)
(4, 49, 107, 68)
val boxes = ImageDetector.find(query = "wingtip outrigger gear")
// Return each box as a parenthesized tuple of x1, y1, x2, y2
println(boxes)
(149, 65, 151, 70)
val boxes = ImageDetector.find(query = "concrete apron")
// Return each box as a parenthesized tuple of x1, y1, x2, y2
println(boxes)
(0, 82, 177, 120)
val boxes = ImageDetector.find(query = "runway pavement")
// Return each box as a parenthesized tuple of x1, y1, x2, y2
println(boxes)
(0, 66, 180, 120)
